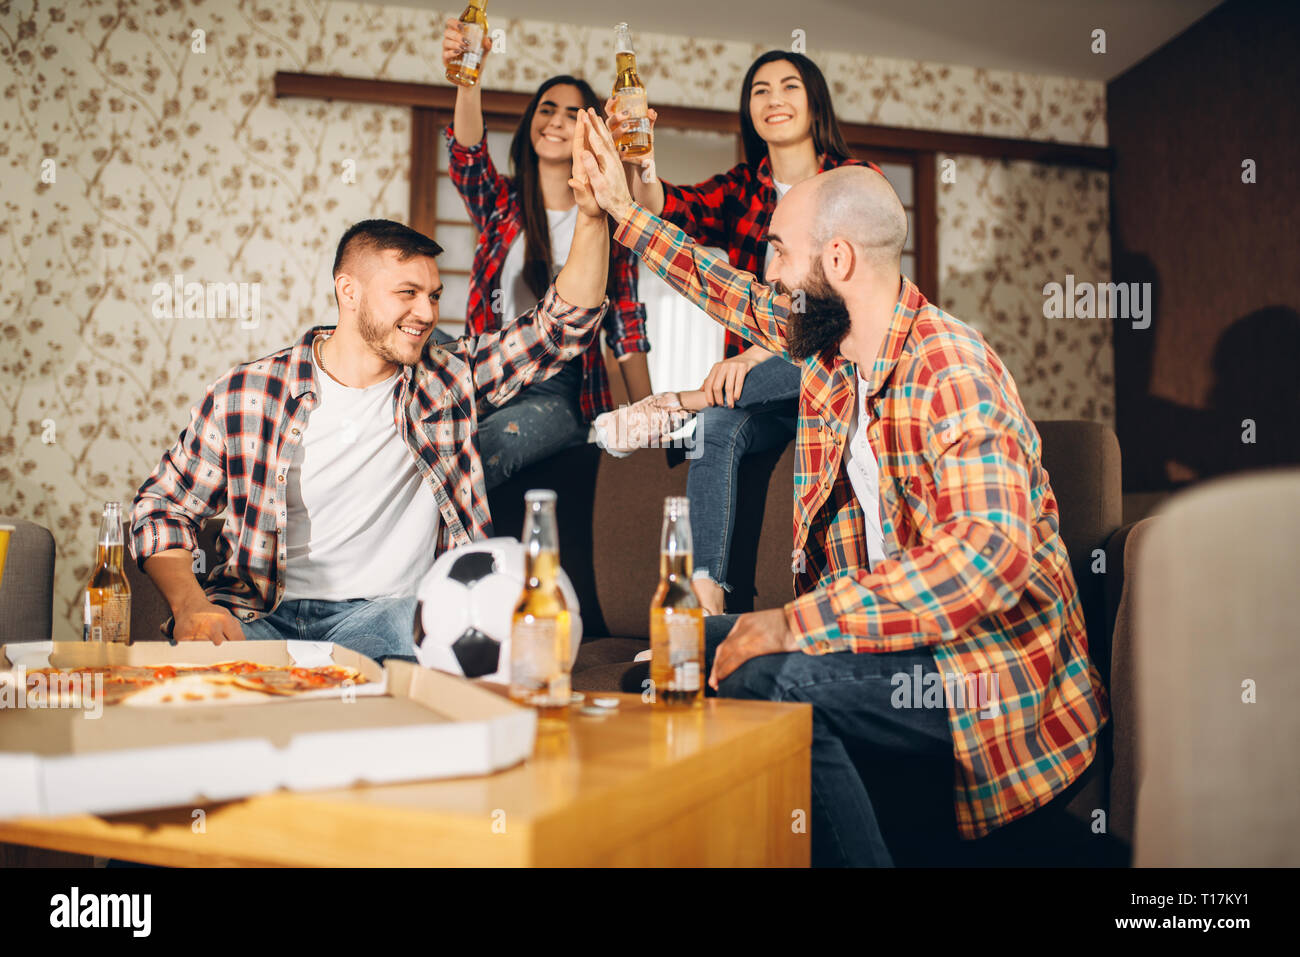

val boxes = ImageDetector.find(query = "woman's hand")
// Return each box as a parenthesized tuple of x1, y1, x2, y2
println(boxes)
(700, 349, 766, 407)
(603, 96, 659, 189)
(442, 16, 493, 75)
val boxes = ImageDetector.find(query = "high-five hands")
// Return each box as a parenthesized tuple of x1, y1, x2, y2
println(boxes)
(567, 108, 603, 220)
(574, 108, 637, 223)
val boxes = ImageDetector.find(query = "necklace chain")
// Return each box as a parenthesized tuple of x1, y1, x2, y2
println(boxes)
(315, 334, 331, 376)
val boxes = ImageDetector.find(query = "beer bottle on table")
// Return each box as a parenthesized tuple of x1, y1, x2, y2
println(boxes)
(612, 21, 652, 157)
(510, 490, 572, 712)
(446, 0, 490, 87)
(650, 496, 704, 707)
(83, 502, 131, 643)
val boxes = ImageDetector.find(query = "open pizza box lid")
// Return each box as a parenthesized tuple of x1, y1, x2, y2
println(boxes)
(0, 642, 536, 819)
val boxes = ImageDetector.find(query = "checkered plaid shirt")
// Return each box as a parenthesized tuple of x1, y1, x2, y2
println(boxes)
(444, 126, 648, 420)
(660, 153, 881, 359)
(130, 286, 607, 635)
(614, 203, 1109, 840)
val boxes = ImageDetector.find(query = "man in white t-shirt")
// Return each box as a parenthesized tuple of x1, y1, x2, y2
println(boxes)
(131, 132, 613, 660)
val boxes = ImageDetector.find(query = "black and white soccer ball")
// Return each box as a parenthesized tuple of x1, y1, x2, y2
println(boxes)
(412, 537, 584, 682)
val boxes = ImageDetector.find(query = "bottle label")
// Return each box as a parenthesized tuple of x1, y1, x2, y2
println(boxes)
(457, 22, 484, 70)
(512, 618, 565, 702)
(665, 615, 702, 692)
(84, 593, 130, 643)
(614, 87, 650, 134)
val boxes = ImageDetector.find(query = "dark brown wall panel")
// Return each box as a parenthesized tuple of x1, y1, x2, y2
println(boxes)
(1108, 0, 1300, 490)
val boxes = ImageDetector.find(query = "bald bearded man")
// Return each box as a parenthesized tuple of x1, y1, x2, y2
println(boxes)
(575, 108, 1109, 867)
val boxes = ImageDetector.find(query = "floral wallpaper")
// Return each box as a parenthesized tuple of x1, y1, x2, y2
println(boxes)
(937, 156, 1114, 424)
(0, 0, 1110, 639)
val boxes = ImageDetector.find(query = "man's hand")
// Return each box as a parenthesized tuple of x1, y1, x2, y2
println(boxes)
(575, 108, 636, 223)
(700, 349, 765, 408)
(173, 599, 246, 644)
(568, 107, 604, 220)
(709, 608, 799, 690)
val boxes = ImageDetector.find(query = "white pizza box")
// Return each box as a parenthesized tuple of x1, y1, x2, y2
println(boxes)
(0, 641, 536, 819)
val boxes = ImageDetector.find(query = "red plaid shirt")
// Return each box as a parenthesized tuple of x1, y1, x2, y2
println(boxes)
(614, 202, 1109, 839)
(130, 286, 607, 635)
(660, 153, 882, 358)
(444, 126, 648, 420)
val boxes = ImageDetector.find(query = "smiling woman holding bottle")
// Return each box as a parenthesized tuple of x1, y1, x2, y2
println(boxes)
(601, 50, 881, 615)
(441, 18, 652, 490)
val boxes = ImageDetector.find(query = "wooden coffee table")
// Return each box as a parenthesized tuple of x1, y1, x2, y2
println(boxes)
(0, 688, 811, 867)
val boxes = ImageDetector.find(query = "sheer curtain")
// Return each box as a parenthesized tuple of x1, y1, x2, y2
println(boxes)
(640, 251, 728, 394)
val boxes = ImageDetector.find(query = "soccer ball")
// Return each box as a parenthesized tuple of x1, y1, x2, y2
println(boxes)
(412, 537, 584, 682)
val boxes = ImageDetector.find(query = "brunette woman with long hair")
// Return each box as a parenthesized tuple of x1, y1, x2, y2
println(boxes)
(441, 20, 651, 490)
(597, 50, 882, 615)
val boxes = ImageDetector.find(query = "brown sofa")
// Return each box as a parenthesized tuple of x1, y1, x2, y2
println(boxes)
(102, 418, 1130, 864)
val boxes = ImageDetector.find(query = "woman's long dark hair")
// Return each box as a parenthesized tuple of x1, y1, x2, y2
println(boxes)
(509, 75, 608, 302)
(738, 51, 853, 171)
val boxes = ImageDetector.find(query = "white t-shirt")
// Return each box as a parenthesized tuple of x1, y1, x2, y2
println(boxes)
(281, 342, 441, 601)
(499, 205, 579, 323)
(762, 179, 793, 275)
(843, 374, 886, 569)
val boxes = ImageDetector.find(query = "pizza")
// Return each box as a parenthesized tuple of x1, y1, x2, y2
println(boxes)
(20, 660, 370, 707)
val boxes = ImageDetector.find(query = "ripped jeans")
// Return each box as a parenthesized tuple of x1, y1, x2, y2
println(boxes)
(687, 356, 800, 599)
(478, 358, 587, 491)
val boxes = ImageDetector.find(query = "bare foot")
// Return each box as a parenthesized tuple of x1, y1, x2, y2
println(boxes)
(692, 578, 725, 617)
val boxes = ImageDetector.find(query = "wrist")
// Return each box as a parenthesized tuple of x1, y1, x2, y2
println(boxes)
(609, 197, 635, 226)
(781, 604, 803, 652)
(174, 593, 212, 616)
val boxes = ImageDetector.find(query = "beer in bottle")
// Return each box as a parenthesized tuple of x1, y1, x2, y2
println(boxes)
(83, 502, 131, 643)
(649, 496, 704, 707)
(510, 490, 572, 711)
(612, 22, 652, 157)
(446, 0, 490, 87)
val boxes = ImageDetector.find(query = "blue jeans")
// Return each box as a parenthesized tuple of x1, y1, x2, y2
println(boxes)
(631, 614, 954, 867)
(687, 356, 800, 595)
(479, 358, 587, 491)
(240, 596, 418, 664)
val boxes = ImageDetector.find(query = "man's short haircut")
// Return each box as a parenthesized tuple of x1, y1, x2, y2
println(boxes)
(332, 219, 443, 277)
(810, 167, 908, 270)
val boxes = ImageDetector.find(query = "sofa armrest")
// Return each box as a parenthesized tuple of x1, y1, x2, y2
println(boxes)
(1102, 515, 1159, 847)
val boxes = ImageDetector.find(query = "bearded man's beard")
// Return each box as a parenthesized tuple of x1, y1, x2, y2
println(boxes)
(356, 297, 417, 367)
(778, 259, 852, 361)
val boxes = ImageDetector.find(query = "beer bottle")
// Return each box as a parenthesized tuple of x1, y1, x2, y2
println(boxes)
(0, 523, 13, 592)
(649, 496, 704, 707)
(612, 22, 652, 157)
(83, 502, 131, 643)
(510, 490, 572, 711)
(446, 0, 490, 87)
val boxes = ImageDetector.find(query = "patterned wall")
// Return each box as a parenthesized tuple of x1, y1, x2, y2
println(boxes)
(937, 157, 1114, 425)
(0, 0, 1109, 639)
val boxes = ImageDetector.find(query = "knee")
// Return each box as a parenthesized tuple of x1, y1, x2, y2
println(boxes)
(696, 407, 753, 452)
(717, 654, 785, 702)
(363, 598, 419, 657)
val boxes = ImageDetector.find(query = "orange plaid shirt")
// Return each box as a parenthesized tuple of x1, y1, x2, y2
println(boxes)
(614, 202, 1109, 839)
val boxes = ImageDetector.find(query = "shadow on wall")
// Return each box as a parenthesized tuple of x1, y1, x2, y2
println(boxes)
(1114, 250, 1300, 488)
